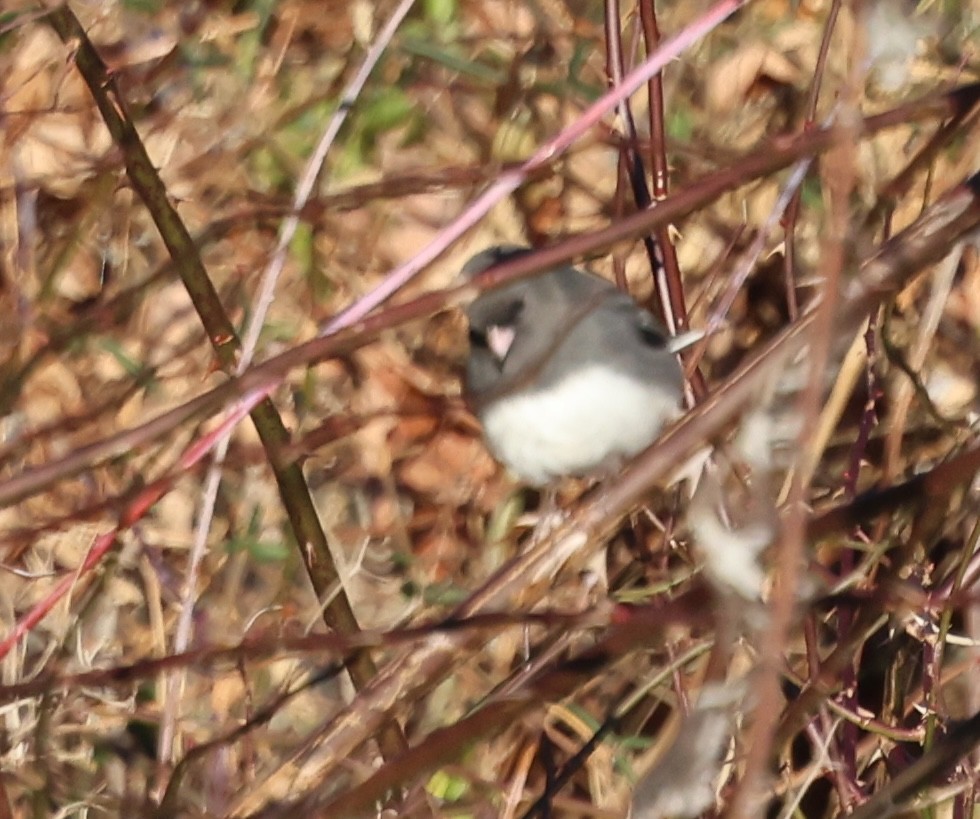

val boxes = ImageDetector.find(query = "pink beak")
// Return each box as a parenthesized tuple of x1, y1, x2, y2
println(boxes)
(487, 324, 516, 362)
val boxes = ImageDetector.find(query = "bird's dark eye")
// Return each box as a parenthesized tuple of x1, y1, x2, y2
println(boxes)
(492, 298, 524, 328)
(469, 327, 488, 348)
(639, 322, 667, 348)
(468, 297, 524, 348)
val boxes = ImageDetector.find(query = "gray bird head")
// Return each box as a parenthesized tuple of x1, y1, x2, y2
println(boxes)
(464, 249, 613, 405)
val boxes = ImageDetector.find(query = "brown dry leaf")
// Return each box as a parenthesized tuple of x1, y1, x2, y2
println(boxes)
(99, 29, 178, 71)
(705, 43, 802, 114)
(199, 12, 261, 45)
(947, 246, 980, 327)
(398, 430, 500, 506)
(5, 29, 58, 116)
(356, 415, 397, 477)
(413, 528, 465, 581)
(368, 485, 406, 537)
(21, 358, 84, 428)
(353, 346, 413, 414)
(388, 413, 440, 451)
(76, 593, 120, 664)
(144, 485, 197, 552)
(5, 29, 113, 198)
(925, 363, 977, 416)
(32, 523, 101, 571)
(211, 674, 247, 720)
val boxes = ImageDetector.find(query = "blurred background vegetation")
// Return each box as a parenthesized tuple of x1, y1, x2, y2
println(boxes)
(0, 0, 978, 816)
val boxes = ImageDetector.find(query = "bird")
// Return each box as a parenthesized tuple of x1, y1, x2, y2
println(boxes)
(463, 245, 685, 486)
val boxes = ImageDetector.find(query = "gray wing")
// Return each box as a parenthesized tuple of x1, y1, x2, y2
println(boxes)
(545, 287, 684, 393)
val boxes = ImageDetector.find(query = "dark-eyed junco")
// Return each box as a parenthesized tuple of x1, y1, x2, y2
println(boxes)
(463, 245, 685, 485)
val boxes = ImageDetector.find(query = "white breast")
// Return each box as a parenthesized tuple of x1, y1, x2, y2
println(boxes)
(480, 366, 679, 485)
